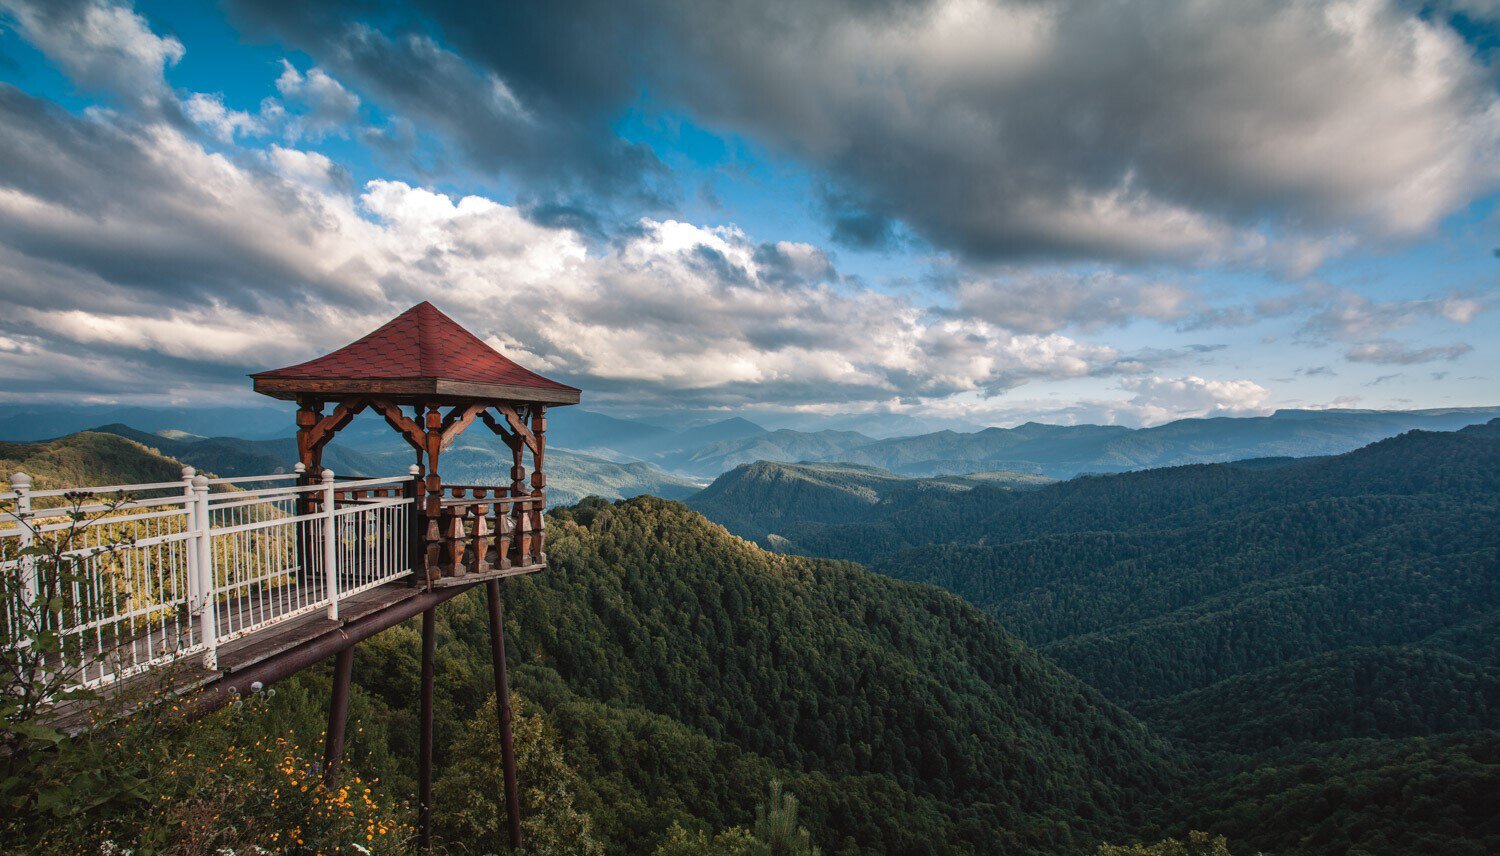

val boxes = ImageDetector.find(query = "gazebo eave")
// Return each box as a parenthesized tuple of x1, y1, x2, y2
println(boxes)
(251, 376, 581, 406)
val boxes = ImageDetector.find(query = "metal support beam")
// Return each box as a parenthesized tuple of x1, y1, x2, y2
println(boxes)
(487, 579, 523, 850)
(323, 646, 355, 785)
(184, 583, 471, 720)
(418, 607, 437, 852)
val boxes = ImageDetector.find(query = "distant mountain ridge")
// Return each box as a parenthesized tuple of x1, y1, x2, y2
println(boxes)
(673, 406, 1500, 478)
(5, 403, 1497, 482)
(688, 460, 1050, 544)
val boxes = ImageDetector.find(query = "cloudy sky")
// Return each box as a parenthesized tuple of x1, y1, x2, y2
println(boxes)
(0, 0, 1496, 429)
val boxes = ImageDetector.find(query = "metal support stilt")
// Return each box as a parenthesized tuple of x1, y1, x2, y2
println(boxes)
(487, 580, 523, 850)
(322, 646, 355, 785)
(418, 607, 437, 851)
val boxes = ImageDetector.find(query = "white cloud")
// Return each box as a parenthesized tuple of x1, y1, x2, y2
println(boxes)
(1118, 376, 1273, 425)
(274, 60, 361, 139)
(0, 96, 1171, 411)
(0, 0, 184, 105)
(182, 92, 277, 142)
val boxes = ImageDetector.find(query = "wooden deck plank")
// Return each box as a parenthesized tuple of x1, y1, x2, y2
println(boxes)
(430, 563, 545, 587)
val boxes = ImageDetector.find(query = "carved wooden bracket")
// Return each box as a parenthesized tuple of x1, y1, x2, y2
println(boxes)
(439, 403, 488, 451)
(303, 399, 368, 457)
(368, 399, 426, 453)
(478, 409, 516, 444)
(491, 404, 539, 454)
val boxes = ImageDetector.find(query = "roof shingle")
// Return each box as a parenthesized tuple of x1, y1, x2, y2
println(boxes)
(252, 302, 578, 395)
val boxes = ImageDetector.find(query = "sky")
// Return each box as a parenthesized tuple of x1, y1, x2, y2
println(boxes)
(0, 0, 1496, 430)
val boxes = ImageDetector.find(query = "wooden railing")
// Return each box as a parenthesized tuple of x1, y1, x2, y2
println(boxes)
(423, 484, 546, 584)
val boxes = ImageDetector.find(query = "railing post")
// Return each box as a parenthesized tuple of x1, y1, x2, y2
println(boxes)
(323, 469, 339, 620)
(183, 467, 201, 634)
(405, 465, 422, 583)
(193, 473, 217, 670)
(11, 472, 36, 612)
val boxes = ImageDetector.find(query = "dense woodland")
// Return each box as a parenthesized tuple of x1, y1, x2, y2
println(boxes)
(691, 421, 1500, 853)
(3, 422, 1498, 852)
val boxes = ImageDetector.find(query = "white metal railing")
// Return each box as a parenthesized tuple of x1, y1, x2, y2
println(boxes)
(1, 464, 418, 690)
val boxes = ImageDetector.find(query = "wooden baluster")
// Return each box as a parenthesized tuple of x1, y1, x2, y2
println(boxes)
(473, 489, 492, 573)
(446, 488, 468, 578)
(495, 494, 514, 571)
(515, 498, 532, 567)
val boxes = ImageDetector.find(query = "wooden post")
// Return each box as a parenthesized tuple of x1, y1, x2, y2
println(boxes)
(323, 646, 354, 785)
(418, 607, 437, 851)
(487, 580, 522, 850)
(529, 406, 547, 559)
(423, 405, 444, 587)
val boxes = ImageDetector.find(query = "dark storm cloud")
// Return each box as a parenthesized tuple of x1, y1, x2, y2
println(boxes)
(227, 1, 669, 210)
(230, 0, 1500, 266)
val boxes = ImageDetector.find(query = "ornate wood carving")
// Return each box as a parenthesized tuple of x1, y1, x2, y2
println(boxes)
(439, 403, 487, 451)
(492, 404, 539, 454)
(368, 399, 426, 454)
(477, 409, 516, 445)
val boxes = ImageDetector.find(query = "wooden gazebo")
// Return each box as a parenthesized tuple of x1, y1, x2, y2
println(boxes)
(252, 301, 580, 850)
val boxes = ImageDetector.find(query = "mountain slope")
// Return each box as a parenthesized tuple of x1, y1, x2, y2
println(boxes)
(499, 497, 1180, 850)
(660, 429, 875, 477)
(1137, 647, 1500, 755)
(92, 423, 379, 477)
(818, 425, 1500, 706)
(688, 460, 1050, 543)
(0, 431, 186, 489)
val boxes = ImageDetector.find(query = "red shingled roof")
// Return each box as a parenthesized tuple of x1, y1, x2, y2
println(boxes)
(253, 302, 578, 395)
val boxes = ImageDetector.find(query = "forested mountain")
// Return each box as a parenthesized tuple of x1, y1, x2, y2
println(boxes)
(6, 403, 1496, 483)
(0, 431, 187, 488)
(700, 422, 1500, 853)
(327, 496, 1183, 854)
(8, 422, 1499, 853)
(761, 423, 1499, 697)
(689, 460, 1050, 544)
(661, 428, 876, 477)
(0, 403, 293, 442)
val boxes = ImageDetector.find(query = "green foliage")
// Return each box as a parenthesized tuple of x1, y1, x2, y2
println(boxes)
(434, 693, 605, 855)
(752, 780, 820, 855)
(3, 683, 412, 854)
(1140, 647, 1500, 755)
(718, 424, 1500, 852)
(654, 822, 763, 856)
(334, 495, 1177, 853)
(1098, 831, 1232, 855)
(1181, 734, 1500, 855)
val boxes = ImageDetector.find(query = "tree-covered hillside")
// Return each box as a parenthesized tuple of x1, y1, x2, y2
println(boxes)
(699, 423, 1500, 853)
(505, 497, 1179, 849)
(0, 430, 187, 488)
(688, 460, 1049, 544)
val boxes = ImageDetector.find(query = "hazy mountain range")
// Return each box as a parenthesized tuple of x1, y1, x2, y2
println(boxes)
(4, 403, 1497, 484)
